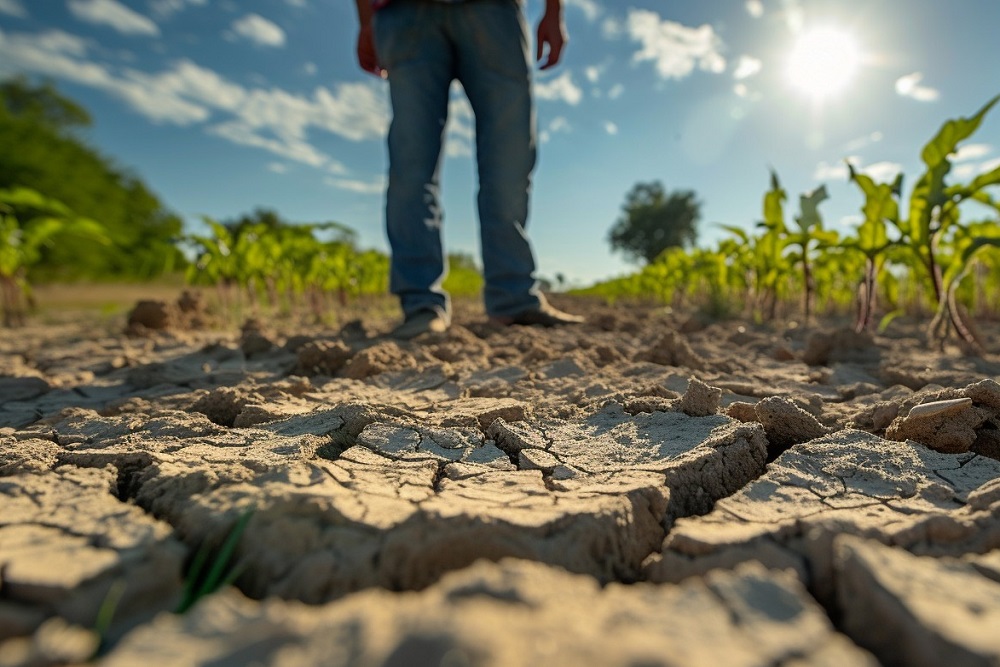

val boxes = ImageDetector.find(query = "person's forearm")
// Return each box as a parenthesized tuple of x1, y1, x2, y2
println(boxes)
(356, 0, 373, 27)
(544, 0, 562, 16)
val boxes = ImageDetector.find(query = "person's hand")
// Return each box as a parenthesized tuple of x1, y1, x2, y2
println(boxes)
(357, 24, 385, 77)
(535, 8, 567, 70)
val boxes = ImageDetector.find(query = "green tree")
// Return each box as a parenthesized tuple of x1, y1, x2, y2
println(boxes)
(0, 77, 184, 280)
(608, 181, 700, 264)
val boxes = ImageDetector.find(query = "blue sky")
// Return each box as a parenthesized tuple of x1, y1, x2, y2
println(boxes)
(1, 0, 998, 286)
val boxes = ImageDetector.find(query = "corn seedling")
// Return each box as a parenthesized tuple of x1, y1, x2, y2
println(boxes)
(175, 507, 255, 614)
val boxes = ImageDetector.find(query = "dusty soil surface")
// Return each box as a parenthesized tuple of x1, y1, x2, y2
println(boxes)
(3, 294, 1000, 666)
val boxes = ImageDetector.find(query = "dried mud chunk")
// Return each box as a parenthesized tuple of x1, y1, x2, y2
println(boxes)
(342, 341, 417, 380)
(636, 331, 704, 370)
(126, 300, 173, 332)
(802, 328, 876, 366)
(191, 386, 250, 427)
(725, 401, 757, 423)
(885, 399, 988, 453)
(964, 378, 1000, 410)
(622, 397, 676, 415)
(755, 396, 827, 455)
(296, 340, 352, 376)
(678, 377, 722, 417)
(835, 536, 1000, 667)
(239, 319, 275, 356)
(176, 289, 202, 313)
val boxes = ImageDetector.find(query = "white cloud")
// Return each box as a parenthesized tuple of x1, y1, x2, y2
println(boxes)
(68, 0, 159, 37)
(0, 0, 27, 18)
(0, 28, 389, 169)
(813, 159, 852, 181)
(231, 14, 285, 48)
(534, 71, 583, 105)
(601, 17, 623, 40)
(813, 158, 902, 183)
(445, 94, 474, 157)
(564, 0, 600, 22)
(980, 157, 1000, 173)
(733, 55, 762, 80)
(951, 143, 993, 162)
(149, 0, 207, 19)
(584, 65, 601, 83)
(844, 131, 883, 152)
(954, 156, 1000, 180)
(607, 83, 624, 99)
(303, 62, 317, 76)
(268, 162, 289, 174)
(548, 116, 571, 133)
(895, 72, 939, 102)
(286, 0, 308, 6)
(626, 9, 726, 80)
(604, 121, 618, 135)
(325, 176, 386, 195)
(863, 161, 903, 183)
(977, 158, 1000, 175)
(746, 0, 764, 18)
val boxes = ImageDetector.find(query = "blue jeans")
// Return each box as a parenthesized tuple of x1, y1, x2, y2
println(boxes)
(373, 0, 542, 321)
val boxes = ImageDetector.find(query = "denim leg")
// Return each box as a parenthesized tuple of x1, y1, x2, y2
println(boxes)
(451, 0, 541, 318)
(373, 3, 454, 321)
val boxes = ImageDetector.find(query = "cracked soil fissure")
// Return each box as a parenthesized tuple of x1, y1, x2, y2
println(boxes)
(5, 297, 1000, 665)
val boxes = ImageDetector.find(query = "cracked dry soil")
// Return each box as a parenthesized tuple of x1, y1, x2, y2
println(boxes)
(4, 295, 1000, 666)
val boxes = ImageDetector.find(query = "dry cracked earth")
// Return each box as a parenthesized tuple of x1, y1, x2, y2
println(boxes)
(3, 295, 1000, 666)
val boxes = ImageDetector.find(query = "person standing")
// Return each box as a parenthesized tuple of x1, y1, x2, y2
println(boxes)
(355, 0, 583, 338)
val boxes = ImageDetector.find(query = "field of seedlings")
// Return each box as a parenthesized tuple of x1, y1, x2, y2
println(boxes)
(2, 99, 1000, 665)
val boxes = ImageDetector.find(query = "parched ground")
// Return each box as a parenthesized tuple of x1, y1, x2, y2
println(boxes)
(3, 293, 1000, 666)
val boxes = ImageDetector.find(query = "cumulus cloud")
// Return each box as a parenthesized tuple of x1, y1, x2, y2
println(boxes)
(0, 0, 27, 18)
(895, 72, 939, 102)
(607, 83, 624, 99)
(324, 176, 386, 195)
(231, 14, 285, 48)
(0, 28, 389, 170)
(626, 9, 726, 79)
(814, 157, 901, 183)
(534, 71, 583, 105)
(444, 94, 475, 157)
(268, 162, 289, 174)
(601, 17, 623, 40)
(604, 121, 618, 135)
(733, 55, 762, 80)
(953, 155, 1000, 180)
(67, 0, 159, 37)
(564, 0, 600, 22)
(951, 143, 993, 162)
(746, 0, 764, 18)
(149, 0, 207, 19)
(844, 131, 883, 152)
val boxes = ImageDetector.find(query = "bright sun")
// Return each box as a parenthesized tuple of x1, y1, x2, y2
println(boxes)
(787, 27, 861, 101)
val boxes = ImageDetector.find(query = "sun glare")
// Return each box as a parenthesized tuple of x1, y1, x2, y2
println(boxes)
(787, 27, 861, 102)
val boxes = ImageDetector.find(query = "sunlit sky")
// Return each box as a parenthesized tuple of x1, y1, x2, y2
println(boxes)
(1, 0, 999, 286)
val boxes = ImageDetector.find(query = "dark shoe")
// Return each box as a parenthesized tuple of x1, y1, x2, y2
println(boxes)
(490, 301, 585, 327)
(390, 309, 449, 340)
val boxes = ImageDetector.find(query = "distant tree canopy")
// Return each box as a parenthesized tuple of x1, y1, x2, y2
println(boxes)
(0, 77, 184, 280)
(608, 181, 701, 264)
